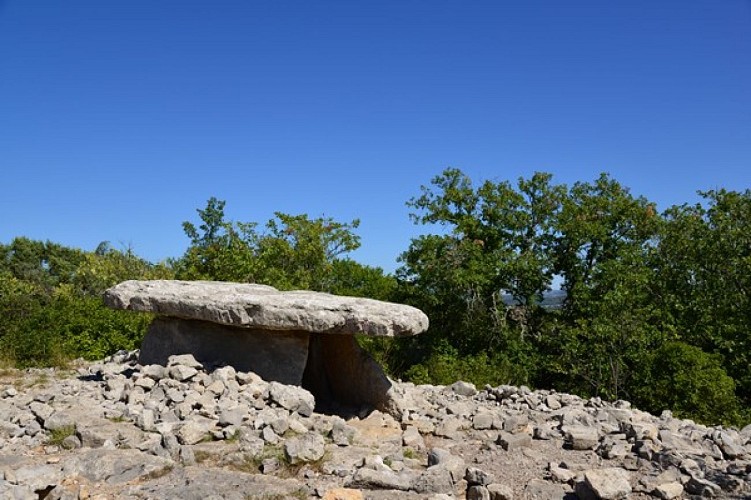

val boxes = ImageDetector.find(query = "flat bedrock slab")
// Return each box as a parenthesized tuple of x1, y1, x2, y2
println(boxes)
(105, 280, 429, 336)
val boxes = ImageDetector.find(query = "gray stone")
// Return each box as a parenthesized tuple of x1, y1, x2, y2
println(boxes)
(487, 483, 514, 500)
(179, 445, 196, 465)
(60, 434, 81, 450)
(268, 382, 315, 417)
(546, 395, 562, 410)
(63, 449, 173, 484)
(347, 468, 413, 491)
(402, 425, 424, 449)
(467, 485, 490, 500)
(141, 364, 167, 380)
(168, 364, 199, 382)
(218, 406, 246, 428)
(29, 402, 54, 422)
(284, 432, 326, 464)
(465, 466, 493, 486)
(138, 408, 156, 432)
(176, 416, 214, 445)
(43, 412, 76, 432)
(654, 482, 683, 499)
(0, 479, 36, 500)
(134, 376, 156, 390)
(435, 416, 463, 438)
(410, 467, 454, 494)
(502, 413, 529, 433)
(525, 478, 567, 499)
(450, 381, 477, 397)
(143, 318, 309, 386)
(548, 464, 576, 483)
(472, 411, 494, 430)
(11, 463, 64, 493)
(580, 468, 631, 499)
(167, 353, 203, 368)
(262, 425, 279, 444)
(427, 448, 465, 482)
(331, 419, 356, 446)
(121, 467, 306, 499)
(104, 280, 429, 336)
(565, 425, 599, 450)
(685, 477, 722, 497)
(498, 431, 532, 450)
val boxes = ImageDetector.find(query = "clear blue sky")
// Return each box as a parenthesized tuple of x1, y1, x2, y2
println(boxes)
(1, 1, 749, 272)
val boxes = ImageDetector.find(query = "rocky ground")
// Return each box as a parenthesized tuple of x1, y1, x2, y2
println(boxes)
(1, 351, 750, 499)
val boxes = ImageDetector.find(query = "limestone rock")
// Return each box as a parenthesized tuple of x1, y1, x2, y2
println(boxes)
(578, 468, 632, 499)
(63, 449, 173, 484)
(347, 468, 413, 491)
(323, 488, 364, 500)
(104, 280, 429, 336)
(284, 432, 326, 464)
(268, 382, 315, 417)
(654, 481, 683, 499)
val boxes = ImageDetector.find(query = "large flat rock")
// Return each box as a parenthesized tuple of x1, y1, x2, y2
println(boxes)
(104, 280, 428, 337)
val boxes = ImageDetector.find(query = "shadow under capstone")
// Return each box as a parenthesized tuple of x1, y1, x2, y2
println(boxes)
(139, 317, 394, 418)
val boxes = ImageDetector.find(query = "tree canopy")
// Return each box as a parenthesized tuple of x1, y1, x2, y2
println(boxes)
(1, 173, 749, 427)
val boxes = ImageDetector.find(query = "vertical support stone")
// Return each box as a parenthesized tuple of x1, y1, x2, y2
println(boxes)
(139, 318, 310, 385)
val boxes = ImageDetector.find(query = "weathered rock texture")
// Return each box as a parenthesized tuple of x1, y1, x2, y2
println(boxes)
(139, 318, 310, 385)
(104, 280, 429, 415)
(103, 280, 429, 336)
(1, 351, 750, 499)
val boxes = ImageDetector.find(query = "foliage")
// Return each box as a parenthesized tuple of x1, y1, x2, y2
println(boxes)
(74, 243, 174, 296)
(404, 347, 519, 389)
(398, 168, 750, 427)
(177, 197, 363, 292)
(397, 169, 565, 374)
(550, 174, 663, 400)
(0, 282, 151, 367)
(654, 189, 751, 407)
(0, 239, 160, 367)
(0, 237, 86, 289)
(3, 173, 751, 427)
(633, 342, 742, 426)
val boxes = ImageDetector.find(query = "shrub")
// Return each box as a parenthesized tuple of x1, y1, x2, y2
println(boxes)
(404, 349, 520, 388)
(634, 341, 742, 426)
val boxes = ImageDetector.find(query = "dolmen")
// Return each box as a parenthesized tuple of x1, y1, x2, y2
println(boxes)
(104, 280, 429, 417)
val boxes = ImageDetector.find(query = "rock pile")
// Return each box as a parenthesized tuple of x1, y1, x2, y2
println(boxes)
(0, 351, 750, 499)
(103, 280, 429, 416)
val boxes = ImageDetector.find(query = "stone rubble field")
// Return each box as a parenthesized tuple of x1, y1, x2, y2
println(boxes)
(1, 350, 750, 500)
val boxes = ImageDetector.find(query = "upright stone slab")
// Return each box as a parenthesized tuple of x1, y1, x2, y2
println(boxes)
(104, 280, 429, 416)
(140, 318, 309, 385)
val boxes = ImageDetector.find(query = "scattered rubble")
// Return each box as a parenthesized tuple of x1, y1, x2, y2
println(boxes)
(0, 350, 749, 499)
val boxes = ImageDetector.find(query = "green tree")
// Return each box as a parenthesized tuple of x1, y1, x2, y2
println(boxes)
(256, 212, 361, 291)
(74, 244, 174, 296)
(0, 237, 86, 289)
(655, 189, 751, 406)
(397, 168, 565, 382)
(550, 174, 663, 400)
(633, 341, 742, 426)
(177, 198, 362, 292)
(179, 197, 260, 281)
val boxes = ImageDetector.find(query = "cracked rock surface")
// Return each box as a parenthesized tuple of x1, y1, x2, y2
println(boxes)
(1, 350, 750, 499)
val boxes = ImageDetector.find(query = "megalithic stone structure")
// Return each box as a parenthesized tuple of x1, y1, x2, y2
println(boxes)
(103, 280, 429, 417)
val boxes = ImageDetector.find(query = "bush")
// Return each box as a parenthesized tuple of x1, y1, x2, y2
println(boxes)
(0, 284, 151, 367)
(633, 341, 742, 426)
(404, 348, 521, 388)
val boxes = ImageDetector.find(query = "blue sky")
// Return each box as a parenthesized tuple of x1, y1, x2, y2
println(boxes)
(1, 1, 749, 272)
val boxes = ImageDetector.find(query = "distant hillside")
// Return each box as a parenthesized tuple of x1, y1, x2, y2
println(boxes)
(502, 290, 566, 310)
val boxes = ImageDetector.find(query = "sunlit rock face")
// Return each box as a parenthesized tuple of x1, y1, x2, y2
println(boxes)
(104, 280, 429, 415)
